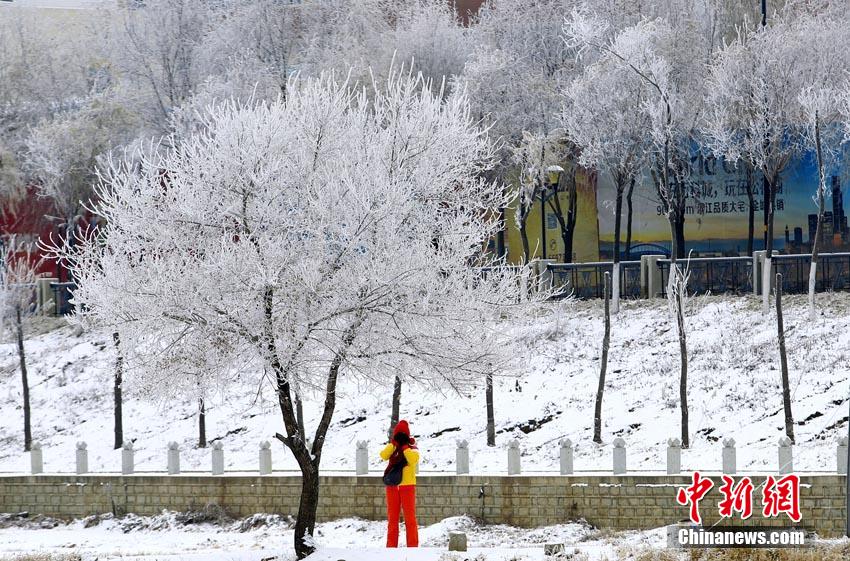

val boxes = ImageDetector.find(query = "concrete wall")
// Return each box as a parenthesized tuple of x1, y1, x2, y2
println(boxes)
(0, 474, 846, 536)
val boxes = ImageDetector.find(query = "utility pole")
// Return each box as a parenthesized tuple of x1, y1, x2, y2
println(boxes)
(761, 0, 769, 250)
(846, 391, 850, 537)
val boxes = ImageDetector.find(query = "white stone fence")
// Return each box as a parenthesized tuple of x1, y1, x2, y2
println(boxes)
(24, 436, 850, 476)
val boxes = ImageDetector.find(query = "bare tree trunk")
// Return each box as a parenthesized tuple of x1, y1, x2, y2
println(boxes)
(485, 373, 495, 447)
(293, 467, 319, 557)
(625, 177, 635, 260)
(198, 398, 206, 448)
(612, 178, 624, 314)
(266, 286, 363, 559)
(775, 274, 795, 443)
(548, 166, 578, 263)
(497, 205, 506, 258)
(762, 174, 777, 314)
(113, 332, 123, 450)
(676, 285, 689, 449)
(675, 212, 686, 260)
(564, 178, 577, 263)
(16, 306, 31, 452)
(519, 216, 531, 263)
(593, 272, 611, 444)
(666, 184, 689, 449)
(388, 375, 401, 440)
(809, 112, 826, 321)
(296, 393, 305, 436)
(745, 164, 755, 256)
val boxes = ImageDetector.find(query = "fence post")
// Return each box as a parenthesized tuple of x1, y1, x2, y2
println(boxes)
(507, 440, 521, 475)
(30, 442, 43, 474)
(537, 259, 555, 293)
(75, 441, 88, 475)
(355, 440, 369, 475)
(211, 441, 224, 475)
(722, 438, 736, 474)
(122, 441, 134, 475)
(778, 437, 793, 474)
(559, 439, 573, 475)
(666, 438, 681, 475)
(456, 440, 469, 475)
(837, 437, 848, 475)
(613, 438, 627, 474)
(259, 441, 272, 475)
(36, 277, 58, 315)
(753, 250, 766, 296)
(645, 255, 664, 299)
(167, 441, 180, 475)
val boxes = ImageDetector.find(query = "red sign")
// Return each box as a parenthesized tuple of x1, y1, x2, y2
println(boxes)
(676, 472, 802, 525)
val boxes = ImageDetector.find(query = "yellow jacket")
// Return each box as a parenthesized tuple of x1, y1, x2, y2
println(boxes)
(380, 443, 420, 486)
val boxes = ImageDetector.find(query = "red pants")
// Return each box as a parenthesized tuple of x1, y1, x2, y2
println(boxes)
(385, 485, 418, 547)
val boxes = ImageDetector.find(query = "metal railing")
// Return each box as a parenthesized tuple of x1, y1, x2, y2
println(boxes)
(658, 256, 753, 297)
(547, 260, 641, 299)
(773, 252, 850, 294)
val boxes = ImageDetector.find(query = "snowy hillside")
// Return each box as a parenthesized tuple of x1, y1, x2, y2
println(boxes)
(1, 293, 849, 475)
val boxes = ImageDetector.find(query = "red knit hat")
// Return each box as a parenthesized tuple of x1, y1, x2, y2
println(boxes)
(392, 419, 416, 446)
(393, 420, 410, 437)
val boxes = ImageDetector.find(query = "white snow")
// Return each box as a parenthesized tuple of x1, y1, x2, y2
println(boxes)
(0, 293, 848, 476)
(0, 0, 110, 9)
(0, 512, 660, 561)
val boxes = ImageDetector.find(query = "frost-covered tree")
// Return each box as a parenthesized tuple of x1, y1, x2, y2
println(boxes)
(562, 54, 650, 313)
(565, 8, 712, 448)
(190, 0, 305, 106)
(462, 0, 576, 164)
(791, 15, 849, 320)
(512, 131, 564, 262)
(25, 98, 138, 244)
(388, 0, 471, 95)
(112, 0, 216, 134)
(57, 70, 544, 559)
(0, 237, 41, 452)
(705, 16, 806, 313)
(286, 0, 390, 86)
(0, 8, 99, 201)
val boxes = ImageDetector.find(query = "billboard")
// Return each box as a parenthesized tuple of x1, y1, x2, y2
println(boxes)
(595, 149, 850, 259)
(503, 166, 600, 264)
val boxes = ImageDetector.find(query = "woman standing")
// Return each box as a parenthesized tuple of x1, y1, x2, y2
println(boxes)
(380, 419, 420, 548)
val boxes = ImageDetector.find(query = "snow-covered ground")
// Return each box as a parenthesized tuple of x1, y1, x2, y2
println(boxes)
(0, 0, 110, 9)
(0, 511, 658, 561)
(1, 294, 849, 475)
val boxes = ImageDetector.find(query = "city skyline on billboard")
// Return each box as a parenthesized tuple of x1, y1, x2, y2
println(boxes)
(596, 146, 850, 258)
